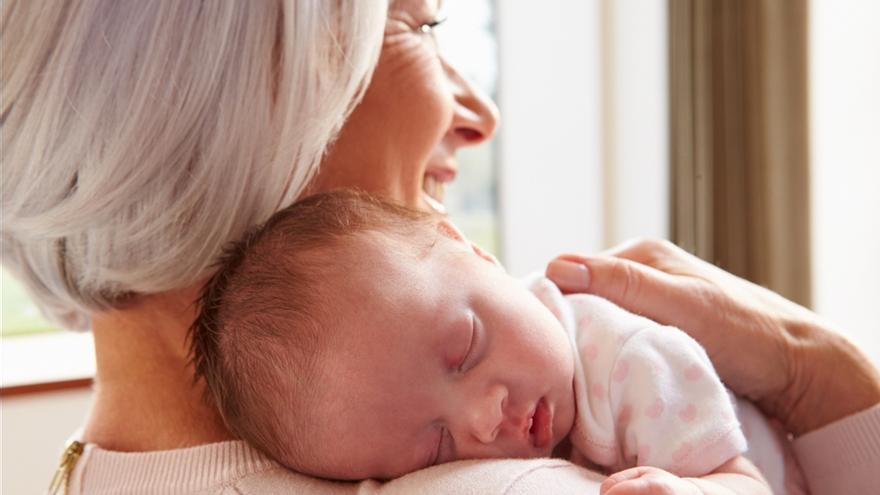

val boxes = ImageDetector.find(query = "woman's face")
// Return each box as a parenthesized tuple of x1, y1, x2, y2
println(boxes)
(309, 0, 499, 213)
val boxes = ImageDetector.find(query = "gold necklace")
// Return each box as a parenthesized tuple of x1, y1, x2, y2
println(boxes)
(48, 440, 85, 495)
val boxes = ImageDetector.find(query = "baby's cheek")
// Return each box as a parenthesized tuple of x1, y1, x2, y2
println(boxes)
(554, 379, 579, 442)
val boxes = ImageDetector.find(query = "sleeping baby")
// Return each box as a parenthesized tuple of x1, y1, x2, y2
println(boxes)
(190, 190, 805, 494)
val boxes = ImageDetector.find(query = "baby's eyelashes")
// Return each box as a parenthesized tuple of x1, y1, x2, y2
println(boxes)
(457, 314, 477, 371)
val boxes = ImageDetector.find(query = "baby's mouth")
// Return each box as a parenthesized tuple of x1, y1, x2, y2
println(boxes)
(422, 175, 447, 214)
(529, 397, 553, 449)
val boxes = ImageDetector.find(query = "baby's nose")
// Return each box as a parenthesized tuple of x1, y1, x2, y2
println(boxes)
(469, 384, 507, 444)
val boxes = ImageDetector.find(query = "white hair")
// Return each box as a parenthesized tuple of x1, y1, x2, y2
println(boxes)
(1, 0, 387, 329)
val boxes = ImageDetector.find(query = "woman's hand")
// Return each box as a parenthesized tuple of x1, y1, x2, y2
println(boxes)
(546, 238, 880, 436)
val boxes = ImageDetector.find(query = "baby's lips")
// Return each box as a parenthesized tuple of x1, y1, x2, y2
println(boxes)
(518, 403, 538, 441)
(531, 398, 553, 449)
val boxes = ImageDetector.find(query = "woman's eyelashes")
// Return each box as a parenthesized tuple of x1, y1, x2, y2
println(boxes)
(417, 16, 447, 34)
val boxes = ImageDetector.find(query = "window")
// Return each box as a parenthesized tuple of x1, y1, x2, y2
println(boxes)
(1, 268, 95, 389)
(494, 1, 669, 276)
(810, 0, 880, 364)
(436, 0, 500, 255)
(1, 268, 56, 338)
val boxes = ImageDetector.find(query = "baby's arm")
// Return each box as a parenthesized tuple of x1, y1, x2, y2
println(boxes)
(600, 455, 770, 495)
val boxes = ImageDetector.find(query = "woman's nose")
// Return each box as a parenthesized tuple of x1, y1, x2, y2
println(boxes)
(466, 383, 508, 444)
(444, 58, 500, 147)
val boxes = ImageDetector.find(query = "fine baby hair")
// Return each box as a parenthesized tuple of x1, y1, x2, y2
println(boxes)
(189, 189, 432, 469)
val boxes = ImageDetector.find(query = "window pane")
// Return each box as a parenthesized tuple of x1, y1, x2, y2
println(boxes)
(1, 268, 56, 337)
(810, 0, 880, 364)
(435, 0, 500, 256)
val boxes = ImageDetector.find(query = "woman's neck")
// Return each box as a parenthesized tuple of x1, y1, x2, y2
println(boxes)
(83, 286, 234, 451)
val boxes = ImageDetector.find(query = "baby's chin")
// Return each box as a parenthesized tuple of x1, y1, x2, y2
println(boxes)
(549, 377, 578, 457)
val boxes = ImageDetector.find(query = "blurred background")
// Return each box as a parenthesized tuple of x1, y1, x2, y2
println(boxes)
(3, 0, 878, 492)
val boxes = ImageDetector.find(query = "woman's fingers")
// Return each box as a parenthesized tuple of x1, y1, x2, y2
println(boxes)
(544, 257, 591, 292)
(546, 254, 694, 329)
(598, 237, 675, 262)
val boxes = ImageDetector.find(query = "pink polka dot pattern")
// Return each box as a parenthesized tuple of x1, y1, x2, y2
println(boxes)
(672, 441, 694, 464)
(581, 342, 600, 361)
(645, 398, 665, 419)
(678, 404, 698, 423)
(578, 315, 593, 327)
(684, 364, 703, 381)
(591, 382, 607, 401)
(618, 403, 633, 425)
(612, 361, 630, 383)
(637, 444, 651, 463)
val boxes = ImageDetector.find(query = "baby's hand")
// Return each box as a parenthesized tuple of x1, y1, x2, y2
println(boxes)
(599, 466, 703, 495)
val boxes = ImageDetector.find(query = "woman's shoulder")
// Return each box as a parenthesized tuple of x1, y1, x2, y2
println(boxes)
(234, 457, 603, 495)
(69, 440, 602, 495)
(68, 440, 279, 494)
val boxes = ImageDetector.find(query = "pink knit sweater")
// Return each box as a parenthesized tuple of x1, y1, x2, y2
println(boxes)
(67, 405, 880, 495)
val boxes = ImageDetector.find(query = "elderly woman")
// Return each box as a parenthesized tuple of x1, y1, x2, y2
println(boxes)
(2, 1, 878, 494)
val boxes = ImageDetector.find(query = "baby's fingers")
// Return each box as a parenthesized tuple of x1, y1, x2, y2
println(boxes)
(599, 467, 659, 495)
(600, 479, 659, 495)
(600, 467, 701, 495)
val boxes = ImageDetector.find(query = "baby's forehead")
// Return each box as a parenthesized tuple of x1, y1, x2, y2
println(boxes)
(325, 228, 436, 275)
(302, 221, 465, 365)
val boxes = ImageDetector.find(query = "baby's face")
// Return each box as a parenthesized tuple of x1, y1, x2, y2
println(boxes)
(295, 221, 576, 480)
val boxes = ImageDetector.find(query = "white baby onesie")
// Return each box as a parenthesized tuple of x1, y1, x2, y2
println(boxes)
(524, 274, 806, 494)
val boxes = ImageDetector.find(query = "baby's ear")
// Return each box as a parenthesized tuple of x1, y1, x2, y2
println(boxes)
(437, 218, 468, 244)
(470, 242, 502, 266)
(436, 218, 502, 267)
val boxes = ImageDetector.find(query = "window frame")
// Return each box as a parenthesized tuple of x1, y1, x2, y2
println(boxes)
(0, 331, 95, 397)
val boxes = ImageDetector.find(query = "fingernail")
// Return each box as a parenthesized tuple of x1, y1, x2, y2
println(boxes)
(547, 260, 590, 291)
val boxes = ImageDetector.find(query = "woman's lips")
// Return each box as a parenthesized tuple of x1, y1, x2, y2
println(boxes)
(529, 398, 553, 449)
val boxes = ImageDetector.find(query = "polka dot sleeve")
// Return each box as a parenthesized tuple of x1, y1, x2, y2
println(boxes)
(524, 277, 747, 478)
(607, 325, 747, 476)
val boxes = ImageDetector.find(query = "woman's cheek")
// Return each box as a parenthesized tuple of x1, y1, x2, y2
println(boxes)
(387, 38, 453, 133)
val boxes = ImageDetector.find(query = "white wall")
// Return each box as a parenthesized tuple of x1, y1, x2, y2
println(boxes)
(495, 0, 605, 276)
(495, 1, 668, 276)
(602, 0, 669, 246)
(1, 389, 93, 494)
(810, 0, 880, 365)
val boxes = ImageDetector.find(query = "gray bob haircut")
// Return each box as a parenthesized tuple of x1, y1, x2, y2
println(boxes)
(1, 0, 387, 329)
